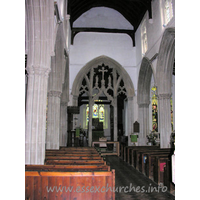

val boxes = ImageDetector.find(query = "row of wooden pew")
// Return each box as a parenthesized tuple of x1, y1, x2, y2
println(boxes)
(120, 144, 175, 192)
(25, 147, 115, 200)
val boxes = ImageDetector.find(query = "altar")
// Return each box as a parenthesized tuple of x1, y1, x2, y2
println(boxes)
(92, 141, 120, 156)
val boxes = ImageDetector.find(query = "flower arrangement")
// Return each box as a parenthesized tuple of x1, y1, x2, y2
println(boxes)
(170, 130, 175, 147)
(146, 131, 159, 145)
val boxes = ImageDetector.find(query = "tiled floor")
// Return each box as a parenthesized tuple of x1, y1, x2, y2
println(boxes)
(105, 156, 175, 200)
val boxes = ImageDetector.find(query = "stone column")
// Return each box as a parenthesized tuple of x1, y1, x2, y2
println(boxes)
(25, 0, 54, 165)
(171, 78, 175, 130)
(138, 103, 150, 146)
(127, 97, 134, 146)
(60, 102, 68, 146)
(46, 90, 61, 149)
(25, 74, 28, 109)
(88, 96, 93, 147)
(158, 93, 171, 148)
(25, 66, 50, 165)
(113, 97, 118, 142)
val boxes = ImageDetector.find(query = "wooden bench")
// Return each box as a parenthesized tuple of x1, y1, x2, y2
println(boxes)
(26, 147, 115, 199)
(92, 141, 120, 156)
(25, 164, 110, 172)
(138, 149, 172, 172)
(25, 170, 115, 200)
(164, 158, 175, 192)
(143, 152, 174, 192)
(45, 156, 103, 160)
(144, 153, 170, 178)
(128, 146, 160, 167)
(153, 155, 170, 184)
(59, 147, 96, 150)
(45, 147, 104, 165)
(46, 150, 98, 153)
(46, 152, 100, 157)
(45, 159, 106, 165)
(124, 146, 159, 164)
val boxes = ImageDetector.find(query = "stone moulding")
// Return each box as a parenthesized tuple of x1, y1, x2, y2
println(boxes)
(48, 91, 62, 98)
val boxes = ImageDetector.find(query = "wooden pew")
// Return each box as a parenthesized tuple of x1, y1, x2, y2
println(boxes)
(142, 152, 173, 192)
(45, 156, 103, 160)
(45, 159, 106, 165)
(26, 147, 115, 199)
(59, 146, 95, 150)
(142, 149, 173, 178)
(124, 146, 159, 164)
(153, 155, 170, 184)
(164, 159, 175, 192)
(138, 149, 172, 173)
(46, 150, 98, 154)
(128, 146, 160, 168)
(58, 147, 98, 152)
(127, 147, 173, 192)
(45, 147, 104, 165)
(25, 170, 115, 200)
(46, 152, 100, 157)
(47, 147, 98, 151)
(25, 164, 110, 172)
(145, 153, 170, 179)
(130, 148, 170, 170)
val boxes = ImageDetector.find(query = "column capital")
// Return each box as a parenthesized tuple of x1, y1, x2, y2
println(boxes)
(48, 90, 62, 98)
(157, 93, 171, 100)
(26, 66, 51, 77)
(138, 101, 150, 108)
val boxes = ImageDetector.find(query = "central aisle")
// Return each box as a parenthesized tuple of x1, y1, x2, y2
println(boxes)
(105, 156, 175, 200)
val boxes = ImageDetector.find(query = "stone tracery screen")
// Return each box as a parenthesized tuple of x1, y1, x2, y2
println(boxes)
(80, 62, 128, 130)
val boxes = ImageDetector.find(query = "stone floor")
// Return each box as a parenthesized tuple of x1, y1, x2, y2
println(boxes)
(105, 155, 175, 200)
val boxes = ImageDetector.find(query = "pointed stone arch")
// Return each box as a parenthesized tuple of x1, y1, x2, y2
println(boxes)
(137, 57, 154, 145)
(71, 55, 135, 146)
(156, 27, 175, 148)
(137, 57, 153, 104)
(46, 23, 68, 150)
(72, 55, 135, 101)
(156, 27, 175, 95)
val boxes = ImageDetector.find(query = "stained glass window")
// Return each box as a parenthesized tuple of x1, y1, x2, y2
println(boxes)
(99, 105, 104, 122)
(170, 98, 173, 131)
(86, 106, 89, 123)
(152, 86, 158, 132)
(85, 103, 106, 129)
(93, 104, 98, 118)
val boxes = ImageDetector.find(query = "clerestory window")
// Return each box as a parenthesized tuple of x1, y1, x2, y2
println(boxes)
(141, 19, 148, 56)
(164, 0, 174, 26)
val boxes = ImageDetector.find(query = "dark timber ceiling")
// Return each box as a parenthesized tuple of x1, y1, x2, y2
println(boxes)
(68, 0, 152, 46)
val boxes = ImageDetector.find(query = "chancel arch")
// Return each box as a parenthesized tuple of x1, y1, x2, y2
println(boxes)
(71, 55, 135, 146)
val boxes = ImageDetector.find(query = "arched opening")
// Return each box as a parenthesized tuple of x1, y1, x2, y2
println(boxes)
(156, 27, 175, 148)
(71, 55, 135, 146)
(137, 57, 154, 145)
(59, 52, 70, 147)
(46, 23, 69, 149)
